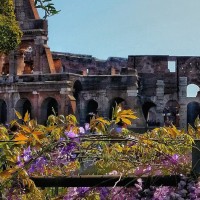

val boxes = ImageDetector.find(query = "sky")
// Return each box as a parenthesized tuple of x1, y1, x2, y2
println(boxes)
(39, 0, 200, 60)
(38, 0, 200, 96)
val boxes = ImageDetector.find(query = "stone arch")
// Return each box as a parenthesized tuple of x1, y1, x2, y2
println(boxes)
(187, 101, 200, 128)
(41, 97, 58, 124)
(142, 102, 157, 127)
(0, 100, 7, 124)
(187, 84, 199, 97)
(15, 98, 32, 119)
(85, 99, 98, 123)
(142, 101, 156, 120)
(109, 97, 126, 119)
(163, 100, 180, 127)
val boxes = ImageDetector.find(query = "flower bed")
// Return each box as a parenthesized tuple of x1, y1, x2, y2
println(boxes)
(0, 106, 199, 199)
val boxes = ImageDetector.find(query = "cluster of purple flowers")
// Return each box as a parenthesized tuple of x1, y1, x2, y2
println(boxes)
(61, 176, 200, 200)
(17, 146, 32, 168)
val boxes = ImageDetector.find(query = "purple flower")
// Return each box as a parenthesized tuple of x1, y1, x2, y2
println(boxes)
(76, 187, 89, 197)
(16, 155, 23, 167)
(23, 146, 32, 162)
(134, 166, 152, 176)
(85, 123, 90, 131)
(65, 130, 77, 139)
(28, 156, 46, 174)
(99, 187, 109, 199)
(169, 154, 179, 165)
(79, 127, 85, 134)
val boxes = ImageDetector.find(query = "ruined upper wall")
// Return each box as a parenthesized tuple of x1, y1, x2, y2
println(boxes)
(14, 0, 47, 34)
(177, 56, 200, 86)
(51, 52, 127, 75)
(128, 56, 169, 73)
(15, 0, 39, 21)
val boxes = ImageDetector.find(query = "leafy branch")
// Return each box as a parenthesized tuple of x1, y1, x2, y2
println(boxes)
(34, 0, 60, 19)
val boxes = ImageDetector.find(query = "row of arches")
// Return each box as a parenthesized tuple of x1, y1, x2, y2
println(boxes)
(0, 94, 199, 129)
(143, 100, 180, 127)
(0, 97, 58, 124)
(85, 98, 200, 129)
(143, 100, 200, 128)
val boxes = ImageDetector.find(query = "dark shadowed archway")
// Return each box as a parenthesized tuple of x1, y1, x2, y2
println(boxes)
(15, 98, 32, 119)
(41, 97, 58, 125)
(142, 102, 156, 120)
(187, 102, 200, 128)
(0, 100, 7, 124)
(86, 99, 98, 123)
(73, 80, 82, 100)
(164, 100, 180, 127)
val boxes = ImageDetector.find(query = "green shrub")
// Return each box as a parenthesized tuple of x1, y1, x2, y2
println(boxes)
(0, 0, 22, 53)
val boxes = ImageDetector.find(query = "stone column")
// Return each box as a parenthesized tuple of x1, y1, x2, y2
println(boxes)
(179, 77, 187, 98)
(6, 90, 20, 122)
(8, 51, 17, 82)
(33, 36, 48, 74)
(178, 77, 187, 129)
(79, 99, 87, 125)
(96, 90, 108, 118)
(32, 91, 39, 119)
(60, 88, 73, 116)
(0, 54, 5, 75)
(179, 104, 187, 130)
(156, 80, 165, 126)
(16, 52, 25, 75)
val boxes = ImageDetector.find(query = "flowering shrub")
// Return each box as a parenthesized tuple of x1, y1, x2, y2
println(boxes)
(0, 105, 199, 199)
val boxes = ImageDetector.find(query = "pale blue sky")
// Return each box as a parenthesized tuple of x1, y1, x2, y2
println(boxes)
(42, 0, 200, 60)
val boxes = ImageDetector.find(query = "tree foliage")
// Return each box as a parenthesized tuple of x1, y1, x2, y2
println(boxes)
(35, 0, 60, 19)
(0, 0, 22, 54)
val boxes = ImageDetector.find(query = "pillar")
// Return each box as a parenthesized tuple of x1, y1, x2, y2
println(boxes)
(156, 80, 165, 126)
(33, 36, 48, 74)
(179, 77, 187, 98)
(8, 51, 17, 82)
(32, 91, 39, 119)
(178, 77, 187, 129)
(16, 52, 25, 75)
(0, 54, 5, 75)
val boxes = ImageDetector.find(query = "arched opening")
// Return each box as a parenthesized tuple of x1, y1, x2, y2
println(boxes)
(142, 102, 158, 127)
(41, 97, 58, 125)
(187, 101, 200, 128)
(109, 97, 125, 119)
(15, 98, 32, 119)
(142, 101, 155, 120)
(0, 100, 7, 124)
(85, 99, 98, 123)
(187, 84, 199, 97)
(73, 80, 82, 100)
(163, 100, 180, 127)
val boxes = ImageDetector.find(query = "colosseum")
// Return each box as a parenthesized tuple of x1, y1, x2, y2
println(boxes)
(0, 0, 199, 131)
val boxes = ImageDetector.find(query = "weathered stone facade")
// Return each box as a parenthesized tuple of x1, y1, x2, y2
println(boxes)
(0, 0, 199, 130)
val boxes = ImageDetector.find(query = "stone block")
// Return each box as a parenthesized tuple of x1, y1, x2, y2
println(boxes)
(127, 89, 138, 97)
